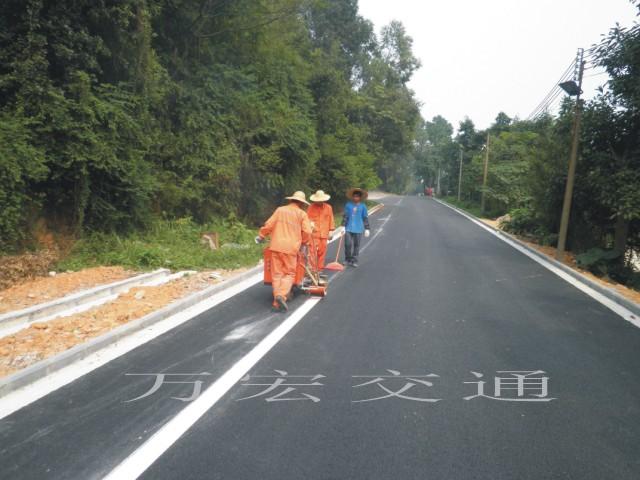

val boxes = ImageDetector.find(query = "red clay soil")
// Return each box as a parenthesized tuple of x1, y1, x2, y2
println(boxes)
(0, 269, 247, 378)
(0, 249, 60, 291)
(518, 239, 640, 305)
(0, 266, 134, 314)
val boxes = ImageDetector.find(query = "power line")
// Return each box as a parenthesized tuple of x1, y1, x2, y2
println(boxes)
(526, 60, 576, 120)
(526, 49, 592, 121)
(526, 60, 575, 119)
(583, 48, 598, 59)
(531, 89, 565, 120)
(540, 88, 564, 113)
(583, 71, 608, 79)
(528, 84, 566, 120)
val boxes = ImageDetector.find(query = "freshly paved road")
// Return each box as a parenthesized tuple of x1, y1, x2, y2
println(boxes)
(1, 196, 639, 479)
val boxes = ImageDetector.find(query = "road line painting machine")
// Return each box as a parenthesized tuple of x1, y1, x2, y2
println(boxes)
(263, 237, 329, 298)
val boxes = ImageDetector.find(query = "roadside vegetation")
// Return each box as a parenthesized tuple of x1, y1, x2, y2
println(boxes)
(1, 1, 638, 291)
(441, 197, 484, 220)
(417, 4, 640, 290)
(56, 217, 262, 272)
(0, 0, 421, 261)
(57, 199, 380, 272)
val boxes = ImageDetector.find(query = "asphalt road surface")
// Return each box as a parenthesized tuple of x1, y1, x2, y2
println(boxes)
(1, 196, 639, 480)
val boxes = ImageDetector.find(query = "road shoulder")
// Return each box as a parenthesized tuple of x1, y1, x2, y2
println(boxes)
(434, 198, 640, 325)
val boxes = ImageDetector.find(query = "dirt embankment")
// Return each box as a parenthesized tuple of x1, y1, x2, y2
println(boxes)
(0, 266, 134, 314)
(0, 268, 247, 378)
(0, 250, 60, 291)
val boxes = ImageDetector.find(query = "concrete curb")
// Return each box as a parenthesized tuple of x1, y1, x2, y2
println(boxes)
(0, 204, 388, 397)
(0, 269, 171, 331)
(0, 263, 264, 398)
(369, 203, 384, 215)
(494, 230, 640, 318)
(437, 199, 640, 319)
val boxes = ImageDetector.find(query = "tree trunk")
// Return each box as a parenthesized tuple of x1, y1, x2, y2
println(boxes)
(613, 214, 629, 260)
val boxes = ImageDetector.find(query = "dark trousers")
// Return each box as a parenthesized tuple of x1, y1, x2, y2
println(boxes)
(344, 231, 362, 262)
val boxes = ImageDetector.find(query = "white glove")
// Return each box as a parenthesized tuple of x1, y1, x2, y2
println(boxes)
(364, 229, 370, 238)
(254, 236, 264, 244)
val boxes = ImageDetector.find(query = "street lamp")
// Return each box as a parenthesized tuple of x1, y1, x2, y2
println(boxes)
(559, 80, 581, 97)
(556, 49, 585, 262)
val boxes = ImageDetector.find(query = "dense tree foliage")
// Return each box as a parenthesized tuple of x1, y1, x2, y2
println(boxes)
(415, 2, 639, 287)
(0, 0, 422, 251)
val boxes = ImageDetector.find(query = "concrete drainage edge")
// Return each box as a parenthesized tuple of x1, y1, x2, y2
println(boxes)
(437, 199, 640, 319)
(0, 264, 264, 398)
(0, 269, 171, 326)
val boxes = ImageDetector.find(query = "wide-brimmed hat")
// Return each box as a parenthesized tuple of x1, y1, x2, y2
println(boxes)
(310, 190, 331, 202)
(346, 187, 368, 200)
(285, 190, 310, 205)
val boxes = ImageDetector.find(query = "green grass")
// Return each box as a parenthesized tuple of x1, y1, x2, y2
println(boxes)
(57, 201, 383, 272)
(441, 196, 487, 219)
(56, 217, 263, 272)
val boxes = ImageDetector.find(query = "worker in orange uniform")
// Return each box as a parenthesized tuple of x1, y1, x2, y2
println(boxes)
(256, 191, 312, 312)
(307, 190, 335, 271)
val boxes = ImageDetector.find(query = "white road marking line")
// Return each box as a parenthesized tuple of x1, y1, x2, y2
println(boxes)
(102, 200, 390, 477)
(102, 297, 322, 480)
(0, 204, 387, 418)
(0, 273, 263, 420)
(434, 199, 640, 327)
(362, 214, 392, 250)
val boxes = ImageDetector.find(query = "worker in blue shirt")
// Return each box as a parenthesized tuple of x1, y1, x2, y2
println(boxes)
(342, 188, 370, 267)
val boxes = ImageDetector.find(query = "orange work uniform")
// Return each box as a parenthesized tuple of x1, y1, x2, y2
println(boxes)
(259, 203, 312, 304)
(307, 202, 334, 270)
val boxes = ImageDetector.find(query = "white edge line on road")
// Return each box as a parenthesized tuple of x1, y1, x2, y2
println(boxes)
(0, 205, 384, 420)
(103, 204, 390, 478)
(103, 297, 322, 480)
(362, 213, 391, 248)
(434, 198, 640, 328)
(0, 273, 263, 420)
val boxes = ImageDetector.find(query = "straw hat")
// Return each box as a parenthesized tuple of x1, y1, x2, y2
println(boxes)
(310, 190, 331, 202)
(346, 187, 368, 200)
(285, 190, 310, 205)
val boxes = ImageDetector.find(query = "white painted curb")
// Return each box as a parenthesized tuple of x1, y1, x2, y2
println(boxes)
(0, 203, 388, 401)
(0, 265, 263, 398)
(0, 269, 171, 334)
(434, 198, 640, 327)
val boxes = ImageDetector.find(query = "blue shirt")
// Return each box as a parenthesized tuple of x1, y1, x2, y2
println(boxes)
(343, 201, 369, 234)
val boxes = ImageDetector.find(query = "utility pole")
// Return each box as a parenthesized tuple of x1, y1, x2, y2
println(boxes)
(457, 147, 463, 202)
(436, 168, 441, 197)
(556, 49, 585, 262)
(480, 132, 490, 214)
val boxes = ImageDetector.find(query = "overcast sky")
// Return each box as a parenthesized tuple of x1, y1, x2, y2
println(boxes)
(358, 0, 639, 130)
